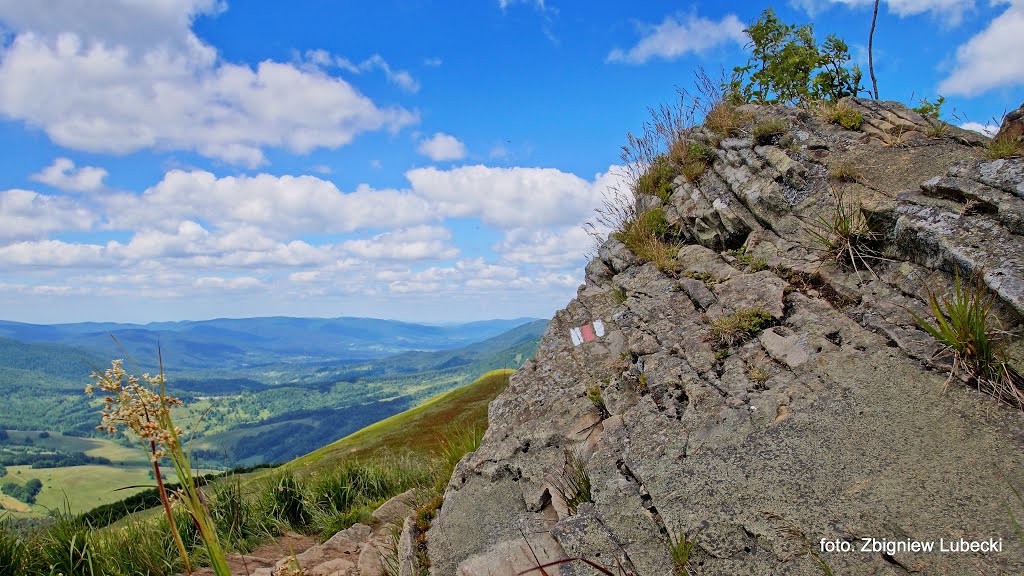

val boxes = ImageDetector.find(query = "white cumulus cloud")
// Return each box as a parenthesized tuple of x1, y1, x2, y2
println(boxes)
(406, 164, 625, 230)
(104, 170, 437, 236)
(0, 189, 94, 240)
(0, 3, 417, 167)
(417, 133, 468, 161)
(938, 1, 1024, 96)
(341, 226, 459, 261)
(960, 121, 1000, 136)
(493, 226, 595, 268)
(607, 12, 746, 64)
(31, 157, 107, 192)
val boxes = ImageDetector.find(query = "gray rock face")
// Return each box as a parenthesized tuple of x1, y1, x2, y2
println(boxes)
(428, 101, 1024, 575)
(996, 102, 1024, 143)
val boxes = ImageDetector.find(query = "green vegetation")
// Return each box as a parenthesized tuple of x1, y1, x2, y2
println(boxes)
(913, 271, 1024, 409)
(986, 135, 1024, 159)
(615, 208, 677, 272)
(89, 354, 230, 575)
(747, 363, 772, 384)
(752, 117, 789, 145)
(668, 531, 697, 576)
(727, 246, 769, 273)
(635, 155, 676, 202)
(551, 447, 592, 515)
(819, 101, 864, 131)
(686, 142, 716, 177)
(808, 188, 878, 274)
(291, 369, 511, 469)
(1, 320, 543, 488)
(612, 286, 627, 304)
(684, 270, 723, 285)
(1, 478, 42, 504)
(912, 95, 946, 119)
(708, 309, 773, 349)
(0, 369, 510, 575)
(438, 426, 485, 479)
(670, 139, 716, 182)
(704, 101, 750, 141)
(727, 9, 862, 106)
(586, 384, 609, 418)
(0, 516, 37, 575)
(924, 121, 949, 139)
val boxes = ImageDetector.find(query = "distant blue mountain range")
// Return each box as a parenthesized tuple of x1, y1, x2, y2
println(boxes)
(0, 316, 541, 371)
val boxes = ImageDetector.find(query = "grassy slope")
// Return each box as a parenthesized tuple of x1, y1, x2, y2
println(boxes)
(97, 369, 513, 525)
(284, 369, 512, 473)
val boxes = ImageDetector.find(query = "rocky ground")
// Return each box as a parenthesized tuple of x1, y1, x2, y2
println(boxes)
(426, 99, 1024, 575)
(192, 489, 425, 576)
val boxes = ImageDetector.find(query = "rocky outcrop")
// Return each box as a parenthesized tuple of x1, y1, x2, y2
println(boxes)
(997, 102, 1024, 143)
(428, 99, 1024, 575)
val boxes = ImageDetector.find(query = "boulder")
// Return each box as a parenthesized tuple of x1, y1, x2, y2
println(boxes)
(996, 102, 1024, 143)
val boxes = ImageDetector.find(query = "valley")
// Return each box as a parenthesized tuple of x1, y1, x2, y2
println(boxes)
(0, 316, 545, 517)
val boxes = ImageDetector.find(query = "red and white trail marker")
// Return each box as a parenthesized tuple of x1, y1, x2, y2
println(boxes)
(570, 319, 605, 346)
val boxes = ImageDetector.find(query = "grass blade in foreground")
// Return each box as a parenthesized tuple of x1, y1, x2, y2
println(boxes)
(86, 341, 230, 575)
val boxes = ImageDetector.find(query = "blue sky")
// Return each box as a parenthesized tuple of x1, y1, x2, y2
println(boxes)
(0, 0, 1021, 324)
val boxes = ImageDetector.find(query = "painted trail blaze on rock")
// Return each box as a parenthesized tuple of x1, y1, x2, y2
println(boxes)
(569, 319, 605, 346)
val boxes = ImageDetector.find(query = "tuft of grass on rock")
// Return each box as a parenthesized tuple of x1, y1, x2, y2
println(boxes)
(727, 246, 769, 272)
(704, 101, 750, 142)
(747, 363, 772, 384)
(668, 531, 698, 576)
(808, 188, 879, 275)
(586, 385, 609, 418)
(828, 161, 861, 183)
(752, 117, 789, 145)
(819, 101, 863, 131)
(615, 208, 677, 272)
(635, 155, 676, 202)
(986, 136, 1024, 160)
(551, 447, 593, 515)
(612, 286, 627, 304)
(670, 140, 717, 183)
(913, 270, 1024, 409)
(924, 121, 949, 139)
(684, 270, 722, 286)
(708, 309, 773, 348)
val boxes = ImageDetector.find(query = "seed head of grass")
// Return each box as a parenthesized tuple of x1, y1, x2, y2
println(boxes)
(87, 359, 184, 462)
